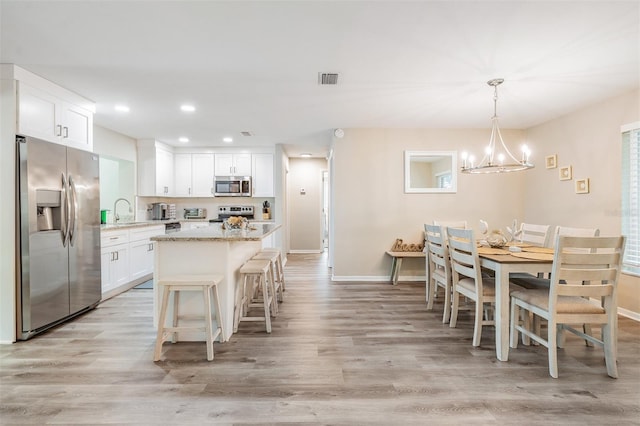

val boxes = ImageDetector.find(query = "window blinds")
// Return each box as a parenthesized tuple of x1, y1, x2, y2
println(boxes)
(622, 126, 640, 276)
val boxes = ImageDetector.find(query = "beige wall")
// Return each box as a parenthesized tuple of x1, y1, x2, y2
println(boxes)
(93, 125, 138, 163)
(0, 79, 18, 343)
(332, 128, 526, 280)
(331, 90, 639, 316)
(523, 89, 640, 315)
(288, 157, 327, 252)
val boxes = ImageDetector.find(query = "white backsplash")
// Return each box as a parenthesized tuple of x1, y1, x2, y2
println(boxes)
(136, 196, 275, 221)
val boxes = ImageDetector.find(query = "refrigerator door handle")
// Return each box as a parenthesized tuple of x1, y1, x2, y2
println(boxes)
(61, 173, 69, 247)
(69, 175, 78, 246)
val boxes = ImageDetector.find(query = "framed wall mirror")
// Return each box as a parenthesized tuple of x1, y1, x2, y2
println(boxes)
(404, 150, 458, 193)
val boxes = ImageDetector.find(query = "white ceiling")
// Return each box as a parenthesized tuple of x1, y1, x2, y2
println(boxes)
(1, 1, 638, 158)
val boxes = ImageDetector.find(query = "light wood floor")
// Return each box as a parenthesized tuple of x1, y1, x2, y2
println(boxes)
(1, 253, 639, 425)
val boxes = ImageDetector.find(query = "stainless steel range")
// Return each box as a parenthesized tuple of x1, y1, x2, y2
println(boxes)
(209, 205, 254, 223)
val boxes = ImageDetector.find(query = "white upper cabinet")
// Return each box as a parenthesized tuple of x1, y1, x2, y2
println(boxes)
(174, 153, 192, 197)
(214, 153, 251, 176)
(137, 140, 174, 196)
(174, 153, 214, 197)
(17, 81, 93, 151)
(252, 153, 274, 197)
(191, 153, 215, 196)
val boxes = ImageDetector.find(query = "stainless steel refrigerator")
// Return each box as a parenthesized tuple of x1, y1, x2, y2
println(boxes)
(16, 135, 101, 340)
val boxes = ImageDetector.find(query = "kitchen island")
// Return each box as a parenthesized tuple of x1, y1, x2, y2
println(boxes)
(151, 223, 281, 341)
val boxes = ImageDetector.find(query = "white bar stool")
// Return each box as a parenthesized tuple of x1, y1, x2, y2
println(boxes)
(234, 259, 274, 334)
(252, 251, 284, 305)
(154, 274, 225, 362)
(260, 248, 286, 292)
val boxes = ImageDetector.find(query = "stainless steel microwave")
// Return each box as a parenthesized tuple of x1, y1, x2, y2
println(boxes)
(214, 176, 252, 197)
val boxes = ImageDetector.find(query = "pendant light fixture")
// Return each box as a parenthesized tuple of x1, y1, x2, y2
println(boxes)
(461, 78, 534, 174)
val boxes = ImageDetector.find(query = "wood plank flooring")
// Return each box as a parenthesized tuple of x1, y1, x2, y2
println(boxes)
(1, 253, 639, 425)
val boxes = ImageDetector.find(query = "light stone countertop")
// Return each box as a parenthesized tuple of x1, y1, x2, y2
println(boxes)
(151, 223, 281, 242)
(101, 218, 275, 231)
(100, 220, 179, 231)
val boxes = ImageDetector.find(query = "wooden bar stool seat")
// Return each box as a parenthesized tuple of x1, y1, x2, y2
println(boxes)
(234, 259, 274, 334)
(154, 274, 225, 362)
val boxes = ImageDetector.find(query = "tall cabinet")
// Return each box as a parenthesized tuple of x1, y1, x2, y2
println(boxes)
(137, 139, 174, 196)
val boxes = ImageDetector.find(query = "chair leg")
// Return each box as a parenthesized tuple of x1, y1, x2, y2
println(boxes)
(154, 285, 171, 361)
(211, 285, 226, 343)
(442, 282, 451, 324)
(203, 286, 214, 361)
(510, 299, 519, 348)
(583, 324, 594, 347)
(426, 277, 435, 310)
(602, 322, 619, 378)
(449, 291, 459, 328)
(261, 273, 272, 333)
(472, 299, 483, 347)
(548, 322, 559, 378)
(171, 290, 180, 343)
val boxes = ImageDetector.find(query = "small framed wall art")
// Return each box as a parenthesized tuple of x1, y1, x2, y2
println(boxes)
(545, 154, 557, 169)
(559, 165, 572, 181)
(575, 178, 590, 194)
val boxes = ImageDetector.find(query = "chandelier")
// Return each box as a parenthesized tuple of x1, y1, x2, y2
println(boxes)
(461, 78, 534, 174)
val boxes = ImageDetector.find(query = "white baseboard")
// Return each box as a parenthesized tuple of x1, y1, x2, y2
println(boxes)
(289, 250, 323, 254)
(331, 275, 426, 282)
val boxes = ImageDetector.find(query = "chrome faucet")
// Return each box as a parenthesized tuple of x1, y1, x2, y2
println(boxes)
(113, 198, 132, 223)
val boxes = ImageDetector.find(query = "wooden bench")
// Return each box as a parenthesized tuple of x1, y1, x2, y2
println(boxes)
(385, 251, 426, 285)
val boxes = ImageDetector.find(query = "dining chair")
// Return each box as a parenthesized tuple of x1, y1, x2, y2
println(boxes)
(511, 225, 603, 345)
(509, 235, 626, 378)
(510, 223, 552, 283)
(512, 225, 600, 288)
(447, 227, 522, 346)
(518, 223, 551, 247)
(424, 224, 452, 323)
(433, 220, 468, 230)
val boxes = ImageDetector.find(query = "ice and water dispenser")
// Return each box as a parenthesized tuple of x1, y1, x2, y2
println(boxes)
(36, 189, 62, 231)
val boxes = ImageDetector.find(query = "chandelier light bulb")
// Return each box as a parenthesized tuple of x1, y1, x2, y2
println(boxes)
(498, 153, 505, 164)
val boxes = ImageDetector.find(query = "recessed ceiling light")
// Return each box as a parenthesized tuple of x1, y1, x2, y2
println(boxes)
(300, 153, 312, 158)
(180, 104, 196, 112)
(114, 105, 130, 113)
(179, 137, 189, 143)
(223, 137, 233, 143)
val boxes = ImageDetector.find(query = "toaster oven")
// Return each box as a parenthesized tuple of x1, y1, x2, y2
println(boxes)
(183, 208, 207, 219)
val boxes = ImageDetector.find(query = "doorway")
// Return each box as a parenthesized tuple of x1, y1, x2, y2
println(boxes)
(322, 170, 329, 251)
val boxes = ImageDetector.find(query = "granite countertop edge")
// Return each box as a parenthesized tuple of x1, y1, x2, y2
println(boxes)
(151, 223, 281, 242)
(101, 218, 276, 231)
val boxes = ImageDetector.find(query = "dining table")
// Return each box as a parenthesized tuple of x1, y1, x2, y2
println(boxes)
(477, 245, 554, 362)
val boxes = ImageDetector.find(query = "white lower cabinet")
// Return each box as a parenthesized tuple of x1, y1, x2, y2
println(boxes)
(129, 225, 165, 281)
(101, 225, 165, 295)
(101, 229, 129, 294)
(129, 240, 155, 281)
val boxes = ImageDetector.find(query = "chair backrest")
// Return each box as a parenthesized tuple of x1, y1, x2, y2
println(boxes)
(549, 236, 625, 309)
(433, 220, 468, 229)
(424, 224, 451, 280)
(446, 227, 483, 290)
(552, 226, 600, 251)
(519, 223, 551, 247)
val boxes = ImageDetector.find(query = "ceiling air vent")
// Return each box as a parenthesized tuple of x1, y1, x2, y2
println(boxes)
(318, 72, 339, 85)
(240, 131, 254, 137)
